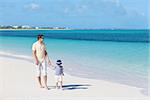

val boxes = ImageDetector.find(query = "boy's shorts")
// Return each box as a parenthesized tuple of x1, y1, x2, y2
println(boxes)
(55, 75, 63, 82)
(35, 60, 47, 76)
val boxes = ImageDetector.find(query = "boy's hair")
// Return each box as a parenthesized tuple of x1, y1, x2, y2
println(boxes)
(56, 60, 62, 65)
(37, 34, 44, 40)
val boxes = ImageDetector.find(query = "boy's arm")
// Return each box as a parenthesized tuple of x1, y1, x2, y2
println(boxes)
(62, 67, 64, 75)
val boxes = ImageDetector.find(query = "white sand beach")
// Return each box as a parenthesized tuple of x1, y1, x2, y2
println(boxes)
(0, 52, 149, 100)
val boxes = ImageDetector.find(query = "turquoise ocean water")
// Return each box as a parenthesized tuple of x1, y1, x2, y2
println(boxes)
(0, 30, 149, 89)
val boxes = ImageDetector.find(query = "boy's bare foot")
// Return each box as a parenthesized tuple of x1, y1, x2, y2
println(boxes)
(60, 86, 63, 90)
(55, 86, 59, 89)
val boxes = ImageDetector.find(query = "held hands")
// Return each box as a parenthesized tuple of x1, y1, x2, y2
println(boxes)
(48, 61, 56, 69)
(48, 60, 52, 66)
(48, 60, 55, 69)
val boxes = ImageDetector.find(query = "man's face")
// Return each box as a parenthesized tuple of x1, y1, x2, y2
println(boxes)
(39, 36, 44, 42)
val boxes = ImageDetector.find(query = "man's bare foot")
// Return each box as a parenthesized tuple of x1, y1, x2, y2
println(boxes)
(40, 85, 44, 88)
(45, 86, 49, 90)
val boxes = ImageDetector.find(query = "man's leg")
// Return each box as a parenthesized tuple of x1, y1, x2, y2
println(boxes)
(42, 61, 49, 90)
(36, 64, 43, 88)
(43, 75, 49, 89)
(37, 76, 44, 88)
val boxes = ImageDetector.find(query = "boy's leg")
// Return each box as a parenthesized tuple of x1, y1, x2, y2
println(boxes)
(56, 82, 59, 89)
(60, 76, 63, 89)
(55, 76, 58, 88)
(60, 81, 63, 89)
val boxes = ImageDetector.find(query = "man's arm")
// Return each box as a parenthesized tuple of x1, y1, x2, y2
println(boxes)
(45, 50, 52, 65)
(32, 50, 39, 65)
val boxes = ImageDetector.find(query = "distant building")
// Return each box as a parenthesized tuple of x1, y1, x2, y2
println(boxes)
(22, 25, 31, 29)
(54, 27, 58, 29)
(35, 27, 39, 29)
(13, 26, 19, 29)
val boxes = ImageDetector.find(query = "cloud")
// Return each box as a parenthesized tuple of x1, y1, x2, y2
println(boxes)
(60, 0, 127, 17)
(99, 0, 127, 15)
(126, 10, 146, 19)
(24, 3, 40, 11)
(76, 5, 88, 13)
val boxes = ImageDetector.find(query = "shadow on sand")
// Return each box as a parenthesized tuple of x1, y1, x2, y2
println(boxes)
(48, 84, 91, 90)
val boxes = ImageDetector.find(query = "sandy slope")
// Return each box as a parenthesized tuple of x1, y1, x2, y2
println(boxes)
(0, 53, 149, 100)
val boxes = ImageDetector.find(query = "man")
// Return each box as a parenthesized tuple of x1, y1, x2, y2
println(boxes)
(32, 34, 51, 90)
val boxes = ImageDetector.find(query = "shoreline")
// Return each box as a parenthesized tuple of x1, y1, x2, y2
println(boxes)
(0, 51, 149, 83)
(0, 29, 72, 31)
(0, 51, 149, 99)
(0, 29, 149, 31)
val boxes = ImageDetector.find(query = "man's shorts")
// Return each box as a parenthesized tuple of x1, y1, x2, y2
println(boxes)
(35, 60, 47, 76)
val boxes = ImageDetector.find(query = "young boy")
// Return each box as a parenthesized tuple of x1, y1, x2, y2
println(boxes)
(54, 60, 64, 89)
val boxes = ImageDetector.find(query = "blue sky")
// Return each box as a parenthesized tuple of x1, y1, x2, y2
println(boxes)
(0, 0, 149, 29)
